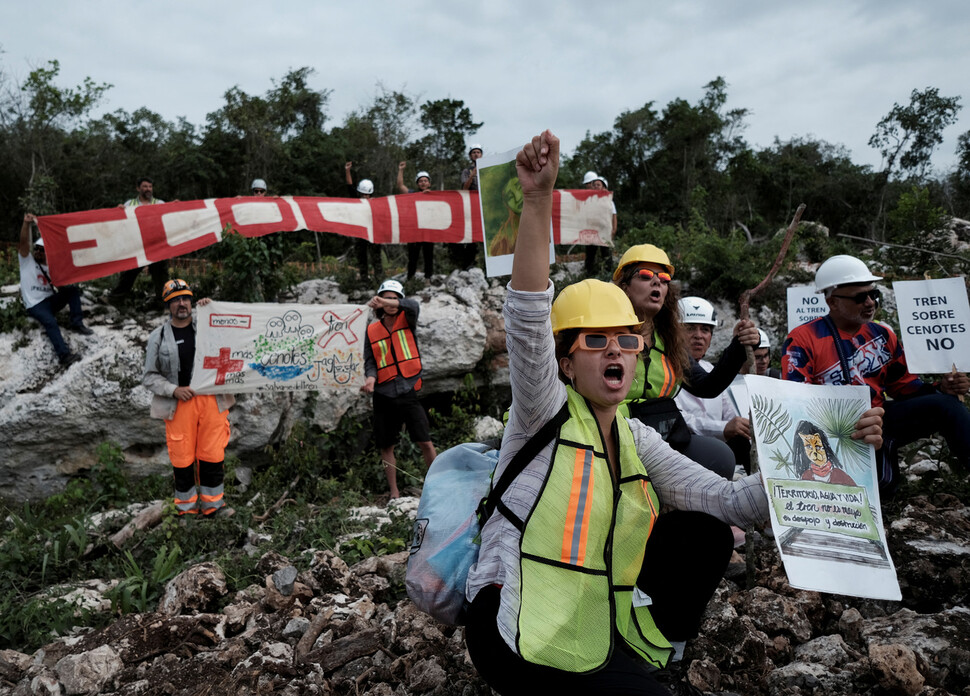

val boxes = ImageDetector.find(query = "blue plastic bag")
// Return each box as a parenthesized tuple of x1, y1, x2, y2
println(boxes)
(406, 442, 498, 625)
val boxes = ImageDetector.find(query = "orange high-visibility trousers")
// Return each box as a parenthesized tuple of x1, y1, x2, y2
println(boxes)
(165, 395, 231, 515)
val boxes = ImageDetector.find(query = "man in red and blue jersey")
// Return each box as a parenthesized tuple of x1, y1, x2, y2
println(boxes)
(782, 254, 970, 495)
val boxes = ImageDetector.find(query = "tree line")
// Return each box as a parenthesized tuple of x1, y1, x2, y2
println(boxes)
(2, 61, 968, 275)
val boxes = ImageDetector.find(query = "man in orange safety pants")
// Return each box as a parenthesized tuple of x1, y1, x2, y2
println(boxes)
(143, 279, 236, 517)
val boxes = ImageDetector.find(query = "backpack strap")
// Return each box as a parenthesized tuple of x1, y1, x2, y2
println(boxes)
(479, 402, 570, 531)
(823, 314, 854, 384)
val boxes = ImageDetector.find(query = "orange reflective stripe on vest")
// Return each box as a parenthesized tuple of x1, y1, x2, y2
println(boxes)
(561, 447, 596, 566)
(367, 313, 422, 385)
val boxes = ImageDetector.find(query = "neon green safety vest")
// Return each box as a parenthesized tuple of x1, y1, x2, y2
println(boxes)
(515, 387, 673, 672)
(620, 331, 679, 418)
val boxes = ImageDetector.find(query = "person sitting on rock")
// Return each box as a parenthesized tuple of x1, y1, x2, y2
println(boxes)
(18, 213, 93, 367)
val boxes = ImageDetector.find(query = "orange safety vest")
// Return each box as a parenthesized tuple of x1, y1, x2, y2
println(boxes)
(367, 313, 423, 389)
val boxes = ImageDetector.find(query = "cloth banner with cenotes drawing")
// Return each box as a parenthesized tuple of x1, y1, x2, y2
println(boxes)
(188, 301, 367, 395)
(34, 191, 613, 286)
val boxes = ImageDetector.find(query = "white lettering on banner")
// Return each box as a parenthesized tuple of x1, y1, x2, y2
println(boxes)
(162, 207, 225, 247)
(388, 195, 401, 244)
(416, 199, 458, 236)
(317, 200, 374, 240)
(68, 219, 146, 267)
(231, 202, 285, 225)
(36, 191, 606, 285)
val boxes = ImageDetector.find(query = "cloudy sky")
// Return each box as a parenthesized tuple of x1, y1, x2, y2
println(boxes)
(3, 0, 967, 173)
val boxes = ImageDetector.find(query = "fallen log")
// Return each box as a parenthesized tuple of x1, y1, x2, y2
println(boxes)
(110, 501, 165, 549)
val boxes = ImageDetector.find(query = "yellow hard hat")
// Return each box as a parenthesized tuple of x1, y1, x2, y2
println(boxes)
(162, 278, 193, 303)
(551, 279, 641, 334)
(612, 244, 674, 282)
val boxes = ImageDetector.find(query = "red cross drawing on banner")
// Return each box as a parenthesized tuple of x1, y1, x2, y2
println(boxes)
(318, 308, 363, 349)
(203, 347, 244, 385)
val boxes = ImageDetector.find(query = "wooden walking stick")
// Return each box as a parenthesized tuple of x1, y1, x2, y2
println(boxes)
(739, 203, 807, 369)
(740, 203, 805, 589)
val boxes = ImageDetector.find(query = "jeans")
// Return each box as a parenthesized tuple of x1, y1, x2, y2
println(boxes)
(879, 392, 970, 496)
(26, 287, 84, 360)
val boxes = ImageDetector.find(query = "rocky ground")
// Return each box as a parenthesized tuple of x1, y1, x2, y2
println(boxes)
(2, 451, 969, 696)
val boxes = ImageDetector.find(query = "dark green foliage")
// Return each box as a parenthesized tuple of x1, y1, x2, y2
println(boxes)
(211, 226, 296, 303)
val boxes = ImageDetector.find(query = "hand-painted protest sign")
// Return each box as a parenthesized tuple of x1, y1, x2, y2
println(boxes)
(787, 285, 829, 335)
(892, 277, 970, 373)
(189, 301, 367, 394)
(35, 190, 612, 286)
(746, 375, 900, 600)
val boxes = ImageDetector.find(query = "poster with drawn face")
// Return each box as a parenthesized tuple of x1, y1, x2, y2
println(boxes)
(189, 301, 366, 394)
(746, 375, 901, 600)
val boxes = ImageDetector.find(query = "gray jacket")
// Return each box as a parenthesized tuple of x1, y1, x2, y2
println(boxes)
(143, 318, 235, 420)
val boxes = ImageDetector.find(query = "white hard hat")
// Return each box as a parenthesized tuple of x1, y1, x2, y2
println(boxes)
(599, 175, 609, 189)
(679, 297, 718, 326)
(415, 171, 431, 183)
(815, 255, 882, 293)
(582, 171, 599, 185)
(34, 237, 45, 248)
(757, 329, 770, 349)
(251, 178, 267, 191)
(357, 179, 374, 195)
(468, 144, 483, 155)
(377, 279, 405, 298)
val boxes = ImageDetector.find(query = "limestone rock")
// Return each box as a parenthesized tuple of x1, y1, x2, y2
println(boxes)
(157, 562, 228, 616)
(54, 645, 122, 695)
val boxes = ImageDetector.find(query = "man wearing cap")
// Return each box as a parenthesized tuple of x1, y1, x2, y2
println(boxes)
(782, 254, 970, 494)
(345, 161, 384, 280)
(18, 213, 93, 366)
(396, 161, 435, 279)
(110, 177, 169, 300)
(582, 171, 617, 276)
(361, 279, 437, 498)
(250, 178, 268, 196)
(453, 144, 484, 270)
(143, 279, 235, 517)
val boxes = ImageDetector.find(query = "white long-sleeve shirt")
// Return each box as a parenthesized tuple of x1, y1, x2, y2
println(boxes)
(675, 359, 740, 440)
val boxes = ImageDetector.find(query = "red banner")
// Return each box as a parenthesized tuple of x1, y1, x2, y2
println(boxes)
(35, 190, 613, 286)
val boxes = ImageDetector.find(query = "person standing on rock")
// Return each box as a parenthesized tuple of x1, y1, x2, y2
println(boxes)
(360, 279, 436, 498)
(581, 171, 617, 277)
(345, 162, 383, 280)
(396, 162, 435, 280)
(143, 279, 235, 517)
(110, 177, 170, 301)
(18, 213, 93, 367)
(452, 143, 484, 270)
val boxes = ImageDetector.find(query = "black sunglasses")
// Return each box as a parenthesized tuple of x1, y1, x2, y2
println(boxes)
(831, 288, 880, 304)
